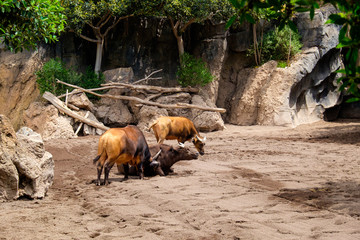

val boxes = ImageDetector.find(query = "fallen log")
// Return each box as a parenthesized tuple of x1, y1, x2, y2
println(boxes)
(43, 91, 110, 131)
(56, 80, 226, 113)
(101, 82, 199, 94)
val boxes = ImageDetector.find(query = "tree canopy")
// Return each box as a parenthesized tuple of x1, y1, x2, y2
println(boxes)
(62, 0, 164, 73)
(0, 0, 66, 52)
(162, 0, 233, 61)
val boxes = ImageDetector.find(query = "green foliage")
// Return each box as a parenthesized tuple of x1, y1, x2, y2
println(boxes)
(176, 53, 214, 87)
(0, 0, 66, 52)
(62, 0, 162, 35)
(62, 0, 131, 34)
(36, 58, 104, 98)
(248, 25, 302, 64)
(277, 61, 288, 68)
(326, 2, 360, 101)
(163, 0, 233, 24)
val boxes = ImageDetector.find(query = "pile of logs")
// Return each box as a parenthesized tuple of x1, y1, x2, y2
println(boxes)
(43, 71, 226, 132)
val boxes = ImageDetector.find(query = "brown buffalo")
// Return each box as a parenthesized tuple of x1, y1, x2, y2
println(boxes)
(149, 116, 206, 155)
(93, 125, 159, 185)
(117, 144, 199, 176)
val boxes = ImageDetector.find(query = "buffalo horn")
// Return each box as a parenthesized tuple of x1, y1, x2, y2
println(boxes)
(152, 149, 162, 161)
(197, 135, 206, 142)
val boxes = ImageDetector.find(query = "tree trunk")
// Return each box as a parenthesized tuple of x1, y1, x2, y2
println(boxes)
(176, 34, 185, 63)
(94, 39, 104, 74)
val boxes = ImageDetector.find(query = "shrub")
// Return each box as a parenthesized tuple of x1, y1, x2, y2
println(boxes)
(36, 58, 104, 98)
(248, 25, 303, 65)
(176, 53, 214, 87)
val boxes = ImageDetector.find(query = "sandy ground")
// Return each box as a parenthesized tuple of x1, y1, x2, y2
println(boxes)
(1, 120, 360, 240)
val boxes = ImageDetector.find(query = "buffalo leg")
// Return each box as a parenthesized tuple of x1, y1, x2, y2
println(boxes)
(96, 164, 103, 186)
(138, 162, 144, 179)
(104, 162, 114, 185)
(123, 164, 129, 180)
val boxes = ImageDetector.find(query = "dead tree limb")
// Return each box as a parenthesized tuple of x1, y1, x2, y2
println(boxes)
(43, 91, 109, 131)
(101, 82, 199, 94)
(132, 69, 163, 85)
(56, 80, 226, 113)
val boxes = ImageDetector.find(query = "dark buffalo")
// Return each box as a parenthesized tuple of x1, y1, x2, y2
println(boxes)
(117, 144, 199, 176)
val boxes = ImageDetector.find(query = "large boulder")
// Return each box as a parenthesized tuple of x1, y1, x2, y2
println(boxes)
(94, 101, 134, 127)
(0, 115, 54, 201)
(190, 95, 225, 132)
(23, 102, 75, 140)
(15, 127, 54, 199)
(155, 93, 192, 116)
(94, 67, 135, 127)
(137, 106, 168, 132)
(0, 115, 19, 200)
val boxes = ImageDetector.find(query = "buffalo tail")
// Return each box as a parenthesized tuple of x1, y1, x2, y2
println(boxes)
(93, 155, 100, 164)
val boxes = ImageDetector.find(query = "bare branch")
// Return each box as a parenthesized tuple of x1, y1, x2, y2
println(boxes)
(180, 18, 195, 34)
(103, 14, 133, 37)
(132, 69, 163, 84)
(78, 33, 101, 43)
(56, 80, 226, 113)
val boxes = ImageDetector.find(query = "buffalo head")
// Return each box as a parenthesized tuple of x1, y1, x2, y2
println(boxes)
(192, 135, 206, 155)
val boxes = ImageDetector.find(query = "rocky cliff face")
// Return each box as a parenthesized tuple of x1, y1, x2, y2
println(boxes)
(0, 6, 355, 131)
(218, 5, 344, 127)
(0, 45, 47, 130)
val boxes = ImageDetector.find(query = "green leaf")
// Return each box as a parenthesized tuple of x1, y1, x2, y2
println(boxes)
(288, 20, 298, 33)
(327, 14, 347, 25)
(346, 97, 360, 103)
(308, 5, 314, 19)
(226, 15, 237, 29)
(228, 0, 241, 9)
(338, 25, 347, 42)
(244, 13, 255, 24)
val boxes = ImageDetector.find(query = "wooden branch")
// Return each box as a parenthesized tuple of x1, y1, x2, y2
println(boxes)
(75, 111, 90, 135)
(180, 18, 195, 34)
(101, 82, 199, 94)
(43, 91, 109, 131)
(132, 69, 163, 85)
(104, 14, 133, 37)
(56, 80, 226, 113)
(79, 33, 101, 43)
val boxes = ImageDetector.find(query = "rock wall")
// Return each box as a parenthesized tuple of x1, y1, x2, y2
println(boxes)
(0, 45, 46, 130)
(0, 6, 357, 132)
(219, 5, 343, 127)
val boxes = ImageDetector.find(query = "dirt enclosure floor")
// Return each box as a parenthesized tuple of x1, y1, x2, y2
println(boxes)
(1, 120, 360, 240)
